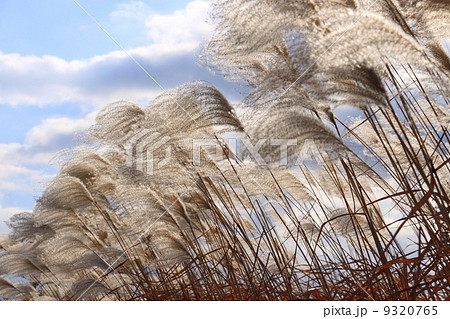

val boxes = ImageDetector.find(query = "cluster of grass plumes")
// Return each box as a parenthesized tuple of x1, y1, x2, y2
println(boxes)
(1, 0, 449, 300)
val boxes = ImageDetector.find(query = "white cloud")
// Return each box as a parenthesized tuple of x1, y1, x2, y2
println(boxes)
(0, 113, 96, 218)
(0, 1, 222, 107)
(25, 116, 94, 151)
(110, 1, 152, 21)
(0, 168, 47, 193)
(0, 181, 19, 192)
(0, 114, 95, 166)
(0, 205, 28, 234)
(0, 49, 166, 106)
(0, 165, 35, 180)
(145, 1, 213, 48)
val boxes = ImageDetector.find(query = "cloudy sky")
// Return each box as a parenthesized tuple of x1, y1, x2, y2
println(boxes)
(0, 0, 241, 233)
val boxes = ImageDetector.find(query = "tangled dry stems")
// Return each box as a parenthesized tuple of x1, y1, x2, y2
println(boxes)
(0, 0, 449, 300)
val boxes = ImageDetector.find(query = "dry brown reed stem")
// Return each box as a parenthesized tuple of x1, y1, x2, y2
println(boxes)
(0, 0, 449, 300)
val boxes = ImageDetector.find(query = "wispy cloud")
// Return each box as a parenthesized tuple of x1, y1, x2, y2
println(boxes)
(0, 205, 27, 234)
(0, 47, 200, 107)
(0, 1, 220, 107)
(0, 114, 95, 165)
(145, 0, 212, 48)
(0, 113, 95, 227)
(110, 1, 153, 21)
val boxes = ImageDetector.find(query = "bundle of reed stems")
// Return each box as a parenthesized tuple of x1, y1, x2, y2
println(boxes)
(0, 0, 449, 300)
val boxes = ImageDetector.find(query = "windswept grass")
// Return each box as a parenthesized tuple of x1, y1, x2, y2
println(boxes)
(0, 0, 449, 300)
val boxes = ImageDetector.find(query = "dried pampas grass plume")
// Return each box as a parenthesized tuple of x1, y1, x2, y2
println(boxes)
(0, 0, 448, 301)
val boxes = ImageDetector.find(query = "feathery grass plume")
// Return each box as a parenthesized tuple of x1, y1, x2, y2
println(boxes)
(313, 11, 428, 68)
(143, 82, 243, 134)
(71, 278, 108, 301)
(404, 0, 450, 40)
(0, 276, 38, 301)
(38, 175, 94, 210)
(0, 252, 49, 277)
(313, 64, 389, 110)
(242, 107, 351, 167)
(202, 0, 358, 81)
(89, 101, 145, 144)
(1, 0, 449, 301)
(6, 212, 55, 243)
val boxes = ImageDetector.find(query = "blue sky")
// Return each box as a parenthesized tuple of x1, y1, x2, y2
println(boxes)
(0, 0, 241, 233)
